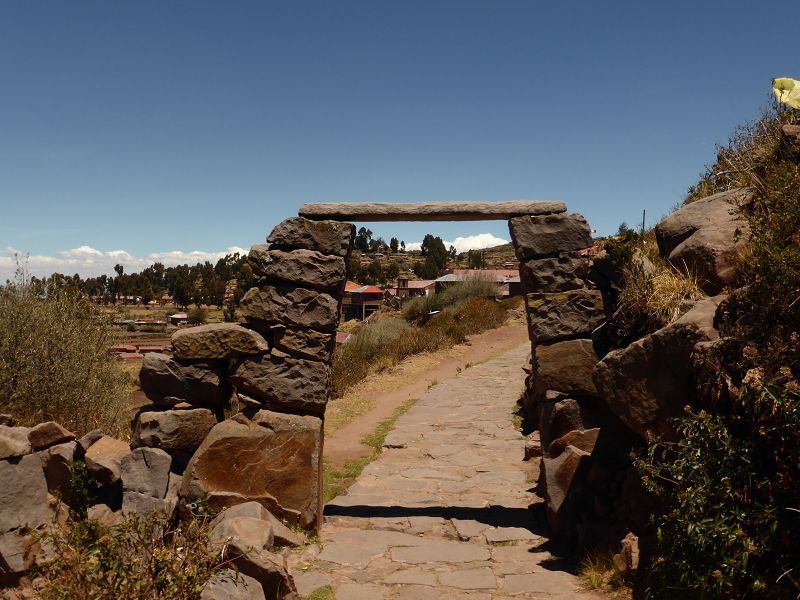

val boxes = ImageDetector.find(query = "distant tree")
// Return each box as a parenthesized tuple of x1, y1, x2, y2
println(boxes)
(448, 245, 457, 261)
(390, 237, 399, 253)
(467, 249, 486, 269)
(420, 235, 448, 275)
(617, 222, 631, 235)
(354, 227, 373, 252)
(400, 241, 406, 252)
(386, 261, 401, 281)
(113, 264, 124, 303)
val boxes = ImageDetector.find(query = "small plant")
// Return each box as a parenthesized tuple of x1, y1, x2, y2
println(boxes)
(36, 511, 230, 600)
(579, 547, 626, 592)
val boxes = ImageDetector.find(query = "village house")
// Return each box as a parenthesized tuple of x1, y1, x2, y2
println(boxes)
(341, 281, 385, 321)
(394, 277, 436, 299)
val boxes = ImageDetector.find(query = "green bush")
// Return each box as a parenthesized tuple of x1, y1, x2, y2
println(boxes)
(402, 277, 498, 322)
(0, 266, 131, 436)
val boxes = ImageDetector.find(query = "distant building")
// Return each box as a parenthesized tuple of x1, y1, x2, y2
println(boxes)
(434, 269, 522, 296)
(395, 277, 436, 299)
(341, 281, 385, 321)
(169, 312, 189, 325)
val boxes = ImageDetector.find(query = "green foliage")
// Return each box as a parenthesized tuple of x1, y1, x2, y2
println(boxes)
(304, 585, 335, 600)
(636, 104, 800, 599)
(0, 264, 131, 436)
(603, 228, 640, 272)
(401, 277, 498, 322)
(66, 460, 95, 520)
(636, 379, 800, 598)
(36, 512, 230, 600)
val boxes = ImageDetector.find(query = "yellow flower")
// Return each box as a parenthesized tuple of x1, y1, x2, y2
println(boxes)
(773, 77, 800, 109)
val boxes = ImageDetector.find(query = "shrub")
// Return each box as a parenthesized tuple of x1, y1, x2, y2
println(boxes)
(36, 511, 231, 600)
(402, 277, 498, 322)
(0, 264, 131, 436)
(188, 307, 208, 325)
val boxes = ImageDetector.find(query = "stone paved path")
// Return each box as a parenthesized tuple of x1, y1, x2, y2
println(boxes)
(290, 343, 604, 599)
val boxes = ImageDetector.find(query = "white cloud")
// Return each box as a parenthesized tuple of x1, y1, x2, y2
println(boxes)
(0, 245, 248, 282)
(404, 233, 509, 254)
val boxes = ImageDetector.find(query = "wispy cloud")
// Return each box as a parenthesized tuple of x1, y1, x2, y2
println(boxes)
(0, 245, 248, 282)
(404, 233, 509, 253)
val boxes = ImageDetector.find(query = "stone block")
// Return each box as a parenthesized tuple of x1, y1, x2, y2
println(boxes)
(270, 326, 335, 362)
(534, 339, 599, 398)
(249, 246, 346, 294)
(0, 426, 31, 460)
(519, 253, 589, 293)
(131, 407, 217, 455)
(526, 289, 604, 343)
(139, 353, 227, 406)
(0, 454, 50, 532)
(40, 441, 77, 500)
(267, 217, 355, 257)
(181, 409, 322, 529)
(230, 354, 330, 415)
(509, 213, 593, 259)
(172, 324, 268, 360)
(120, 447, 172, 499)
(241, 285, 339, 332)
(84, 436, 131, 486)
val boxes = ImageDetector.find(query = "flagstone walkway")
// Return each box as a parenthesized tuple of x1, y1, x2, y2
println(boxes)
(289, 343, 605, 599)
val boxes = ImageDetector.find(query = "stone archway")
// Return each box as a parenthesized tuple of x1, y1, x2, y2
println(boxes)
(136, 201, 602, 532)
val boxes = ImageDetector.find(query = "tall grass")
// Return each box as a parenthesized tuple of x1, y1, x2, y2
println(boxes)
(402, 277, 499, 322)
(0, 262, 131, 436)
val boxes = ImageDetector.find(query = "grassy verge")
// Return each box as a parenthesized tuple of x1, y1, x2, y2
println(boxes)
(303, 585, 334, 600)
(322, 397, 417, 503)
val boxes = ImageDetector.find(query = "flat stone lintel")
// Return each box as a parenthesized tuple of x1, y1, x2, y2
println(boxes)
(298, 201, 566, 222)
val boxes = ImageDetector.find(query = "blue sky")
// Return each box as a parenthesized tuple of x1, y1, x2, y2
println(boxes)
(0, 0, 795, 277)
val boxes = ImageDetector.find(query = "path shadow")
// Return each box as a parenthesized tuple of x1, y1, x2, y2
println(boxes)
(324, 502, 547, 535)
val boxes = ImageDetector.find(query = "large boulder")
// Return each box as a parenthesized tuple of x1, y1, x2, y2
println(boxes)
(131, 407, 217, 455)
(593, 297, 723, 436)
(139, 353, 227, 406)
(539, 398, 600, 453)
(248, 246, 346, 293)
(534, 339, 600, 398)
(181, 409, 322, 528)
(28, 422, 75, 451)
(84, 436, 131, 486)
(526, 290, 605, 343)
(0, 454, 50, 532)
(240, 285, 339, 332)
(509, 213, 593, 260)
(0, 426, 31, 460)
(267, 217, 355, 257)
(230, 355, 330, 415)
(270, 326, 335, 362)
(655, 188, 752, 294)
(172, 324, 269, 361)
(519, 253, 590, 293)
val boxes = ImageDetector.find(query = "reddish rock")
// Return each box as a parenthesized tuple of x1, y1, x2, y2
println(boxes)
(181, 409, 322, 529)
(0, 426, 31, 460)
(28, 421, 75, 451)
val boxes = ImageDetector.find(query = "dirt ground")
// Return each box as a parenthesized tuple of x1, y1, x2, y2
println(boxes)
(324, 320, 529, 468)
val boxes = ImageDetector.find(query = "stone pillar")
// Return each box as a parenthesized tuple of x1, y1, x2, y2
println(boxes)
(137, 217, 354, 531)
(508, 213, 606, 539)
